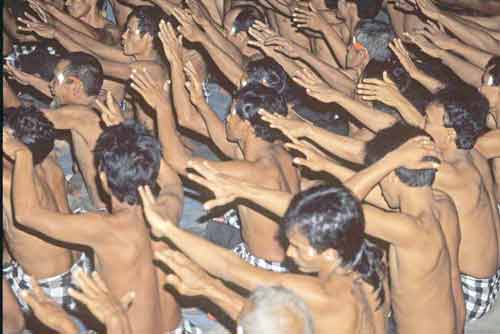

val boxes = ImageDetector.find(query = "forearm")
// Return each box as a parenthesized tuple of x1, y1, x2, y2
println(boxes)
(49, 6, 100, 39)
(13, 150, 42, 224)
(201, 37, 245, 87)
(336, 95, 397, 132)
(259, 0, 294, 16)
(439, 13, 500, 54)
(438, 50, 484, 87)
(296, 47, 355, 94)
(410, 69, 445, 93)
(204, 279, 246, 321)
(202, 22, 244, 65)
(238, 185, 293, 217)
(150, 0, 180, 14)
(306, 125, 366, 164)
(448, 38, 494, 68)
(320, 23, 348, 68)
(55, 25, 129, 62)
(170, 63, 209, 135)
(3, 79, 22, 108)
(393, 98, 425, 129)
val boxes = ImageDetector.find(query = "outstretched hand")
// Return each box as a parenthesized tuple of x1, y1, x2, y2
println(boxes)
(17, 12, 55, 39)
(3, 128, 29, 160)
(390, 136, 442, 170)
(172, 7, 204, 42)
(159, 20, 183, 65)
(259, 109, 310, 143)
(95, 92, 125, 127)
(405, 32, 442, 58)
(154, 249, 213, 296)
(186, 160, 241, 210)
(357, 71, 404, 107)
(138, 185, 174, 238)
(292, 1, 325, 32)
(293, 68, 341, 103)
(184, 60, 205, 106)
(69, 270, 134, 326)
(284, 141, 329, 173)
(130, 67, 170, 110)
(21, 279, 79, 334)
(389, 38, 419, 75)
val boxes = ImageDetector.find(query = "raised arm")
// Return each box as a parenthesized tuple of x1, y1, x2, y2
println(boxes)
(474, 129, 500, 160)
(293, 68, 397, 132)
(4, 63, 52, 98)
(173, 7, 245, 87)
(5, 132, 107, 247)
(155, 249, 246, 320)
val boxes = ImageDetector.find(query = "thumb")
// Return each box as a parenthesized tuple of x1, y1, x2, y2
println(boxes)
(120, 291, 136, 310)
(382, 71, 395, 85)
(166, 274, 183, 290)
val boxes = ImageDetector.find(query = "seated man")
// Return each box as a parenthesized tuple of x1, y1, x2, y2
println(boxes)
(3, 106, 90, 321)
(5, 120, 185, 334)
(141, 183, 389, 334)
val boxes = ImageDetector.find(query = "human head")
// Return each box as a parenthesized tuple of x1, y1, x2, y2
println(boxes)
(237, 286, 314, 334)
(65, 0, 105, 19)
(480, 56, 500, 111)
(364, 123, 438, 207)
(226, 83, 288, 142)
(224, 6, 266, 58)
(18, 44, 63, 82)
(243, 57, 289, 94)
(122, 6, 170, 56)
(283, 185, 385, 306)
(4, 106, 55, 165)
(425, 84, 489, 150)
(347, 20, 395, 70)
(50, 52, 103, 105)
(94, 120, 162, 205)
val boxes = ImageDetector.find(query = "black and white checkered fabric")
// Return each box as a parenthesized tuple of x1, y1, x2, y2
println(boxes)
(233, 242, 288, 273)
(3, 253, 92, 313)
(169, 319, 203, 334)
(461, 267, 500, 321)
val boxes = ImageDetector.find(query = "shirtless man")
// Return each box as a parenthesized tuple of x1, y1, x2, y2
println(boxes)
(2, 107, 90, 319)
(5, 120, 185, 334)
(423, 85, 500, 320)
(19, 5, 170, 130)
(141, 182, 388, 334)
(347, 124, 462, 334)
(479, 56, 500, 202)
(131, 66, 300, 269)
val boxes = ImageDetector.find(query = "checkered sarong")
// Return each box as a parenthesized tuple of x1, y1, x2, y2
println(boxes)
(168, 319, 203, 334)
(233, 242, 288, 273)
(461, 267, 500, 321)
(3, 253, 92, 313)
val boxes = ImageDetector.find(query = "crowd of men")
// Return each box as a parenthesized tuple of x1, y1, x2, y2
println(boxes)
(2, 0, 500, 333)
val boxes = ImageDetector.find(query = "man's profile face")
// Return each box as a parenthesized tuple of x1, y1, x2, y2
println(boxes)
(65, 0, 94, 19)
(286, 227, 322, 273)
(50, 60, 74, 105)
(423, 102, 450, 149)
(122, 17, 148, 56)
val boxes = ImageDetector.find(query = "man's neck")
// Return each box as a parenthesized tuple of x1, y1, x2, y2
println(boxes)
(399, 186, 434, 217)
(68, 95, 96, 108)
(133, 48, 159, 62)
(240, 135, 273, 162)
(442, 146, 470, 164)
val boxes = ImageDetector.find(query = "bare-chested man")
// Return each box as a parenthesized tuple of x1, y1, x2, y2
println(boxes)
(346, 124, 463, 334)
(423, 84, 500, 321)
(140, 180, 388, 334)
(131, 65, 300, 269)
(2, 106, 90, 320)
(5, 120, 185, 334)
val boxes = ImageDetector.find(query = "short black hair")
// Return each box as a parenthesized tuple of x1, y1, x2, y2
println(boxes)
(325, 0, 339, 9)
(294, 103, 349, 136)
(485, 56, 500, 86)
(62, 52, 103, 96)
(94, 121, 162, 205)
(433, 83, 489, 150)
(283, 184, 385, 307)
(354, 19, 396, 62)
(127, 6, 176, 50)
(245, 57, 290, 95)
(365, 123, 438, 187)
(4, 106, 55, 165)
(7, 0, 37, 21)
(231, 6, 266, 34)
(19, 45, 63, 82)
(347, 0, 384, 19)
(232, 83, 288, 142)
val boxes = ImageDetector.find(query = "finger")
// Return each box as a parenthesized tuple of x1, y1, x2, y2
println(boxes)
(284, 142, 312, 157)
(138, 186, 152, 207)
(186, 173, 217, 194)
(75, 270, 101, 298)
(120, 291, 136, 310)
(20, 290, 41, 310)
(90, 271, 109, 293)
(361, 78, 385, 86)
(144, 185, 156, 205)
(203, 196, 235, 210)
(68, 288, 92, 306)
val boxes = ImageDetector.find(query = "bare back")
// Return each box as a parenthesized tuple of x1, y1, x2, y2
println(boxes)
(3, 157, 73, 279)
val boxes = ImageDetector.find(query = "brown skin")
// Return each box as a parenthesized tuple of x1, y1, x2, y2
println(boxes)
(3, 275, 26, 334)
(424, 102, 500, 277)
(7, 129, 183, 334)
(3, 156, 74, 280)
